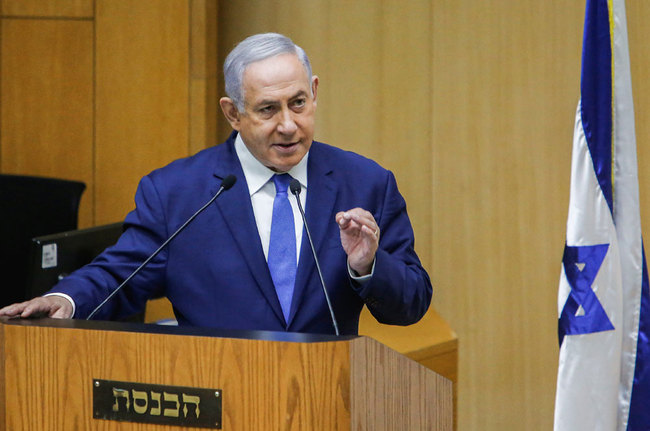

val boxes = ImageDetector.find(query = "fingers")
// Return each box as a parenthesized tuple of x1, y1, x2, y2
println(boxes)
(20, 298, 53, 318)
(0, 301, 29, 318)
(0, 300, 42, 318)
(360, 223, 380, 240)
(336, 208, 380, 239)
(0, 296, 72, 319)
(336, 208, 380, 276)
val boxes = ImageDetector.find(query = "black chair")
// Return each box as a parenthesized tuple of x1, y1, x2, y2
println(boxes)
(0, 174, 85, 307)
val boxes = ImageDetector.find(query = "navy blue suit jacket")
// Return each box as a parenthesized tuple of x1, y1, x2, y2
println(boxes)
(51, 133, 432, 335)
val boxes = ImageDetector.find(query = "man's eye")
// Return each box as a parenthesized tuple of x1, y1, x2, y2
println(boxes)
(259, 106, 274, 114)
(292, 99, 306, 108)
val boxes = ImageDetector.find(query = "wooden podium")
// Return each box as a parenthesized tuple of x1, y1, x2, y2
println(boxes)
(0, 318, 451, 430)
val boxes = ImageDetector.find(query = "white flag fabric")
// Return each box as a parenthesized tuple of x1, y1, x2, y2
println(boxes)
(554, 1, 650, 430)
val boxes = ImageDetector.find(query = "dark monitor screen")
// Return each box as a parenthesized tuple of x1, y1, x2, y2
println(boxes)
(27, 222, 124, 298)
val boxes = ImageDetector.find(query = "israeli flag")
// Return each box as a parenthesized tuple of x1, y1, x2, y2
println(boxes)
(554, 1, 650, 430)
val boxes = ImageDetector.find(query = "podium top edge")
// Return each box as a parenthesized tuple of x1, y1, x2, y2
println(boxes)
(0, 317, 358, 343)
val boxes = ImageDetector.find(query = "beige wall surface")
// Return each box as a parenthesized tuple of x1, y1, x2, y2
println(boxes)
(432, 2, 580, 429)
(94, 0, 191, 224)
(3, 1, 650, 430)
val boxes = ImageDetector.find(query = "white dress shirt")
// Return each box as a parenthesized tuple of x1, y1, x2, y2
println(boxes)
(234, 134, 307, 263)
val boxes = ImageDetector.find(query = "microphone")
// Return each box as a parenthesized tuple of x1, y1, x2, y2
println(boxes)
(87, 175, 237, 320)
(289, 179, 340, 336)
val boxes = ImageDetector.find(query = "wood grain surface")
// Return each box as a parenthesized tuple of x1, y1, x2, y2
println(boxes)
(0, 320, 451, 430)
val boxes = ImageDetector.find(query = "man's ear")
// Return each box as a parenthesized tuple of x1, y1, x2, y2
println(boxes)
(219, 97, 242, 130)
(311, 75, 319, 107)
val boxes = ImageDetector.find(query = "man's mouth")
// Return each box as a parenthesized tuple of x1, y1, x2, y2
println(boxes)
(273, 141, 299, 151)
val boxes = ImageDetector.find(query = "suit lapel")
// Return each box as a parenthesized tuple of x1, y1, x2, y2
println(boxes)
(211, 135, 286, 325)
(288, 143, 338, 324)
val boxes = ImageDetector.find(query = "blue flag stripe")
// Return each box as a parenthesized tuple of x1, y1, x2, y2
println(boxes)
(580, 0, 613, 214)
(628, 249, 650, 430)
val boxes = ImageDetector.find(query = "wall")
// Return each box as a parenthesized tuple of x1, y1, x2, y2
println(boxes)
(0, 0, 217, 227)
(1, 0, 95, 225)
(432, 2, 579, 429)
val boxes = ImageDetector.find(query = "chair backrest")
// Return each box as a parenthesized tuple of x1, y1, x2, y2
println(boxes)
(27, 222, 123, 299)
(0, 174, 85, 307)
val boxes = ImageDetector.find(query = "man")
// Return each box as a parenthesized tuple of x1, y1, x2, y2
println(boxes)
(0, 33, 431, 335)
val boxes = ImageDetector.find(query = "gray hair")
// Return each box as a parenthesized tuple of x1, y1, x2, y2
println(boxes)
(224, 33, 313, 112)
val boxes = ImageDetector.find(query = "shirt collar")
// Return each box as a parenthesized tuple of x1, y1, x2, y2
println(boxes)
(235, 133, 309, 196)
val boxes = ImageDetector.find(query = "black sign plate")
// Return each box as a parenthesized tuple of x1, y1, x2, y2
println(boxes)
(93, 379, 222, 429)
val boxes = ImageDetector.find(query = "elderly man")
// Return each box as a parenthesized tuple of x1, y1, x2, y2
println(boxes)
(0, 33, 431, 335)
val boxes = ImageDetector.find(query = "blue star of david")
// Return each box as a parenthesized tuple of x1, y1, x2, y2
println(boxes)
(558, 243, 615, 346)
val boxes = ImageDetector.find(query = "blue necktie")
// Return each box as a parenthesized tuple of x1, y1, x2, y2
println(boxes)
(268, 174, 296, 323)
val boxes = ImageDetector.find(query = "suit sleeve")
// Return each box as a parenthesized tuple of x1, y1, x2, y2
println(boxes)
(350, 171, 432, 325)
(47, 175, 169, 320)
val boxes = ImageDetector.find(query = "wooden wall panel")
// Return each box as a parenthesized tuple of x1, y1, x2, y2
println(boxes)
(189, 0, 219, 154)
(0, 0, 92, 18)
(95, 0, 190, 224)
(628, 4, 650, 245)
(0, 19, 94, 227)
(376, 1, 432, 270)
(432, 1, 583, 429)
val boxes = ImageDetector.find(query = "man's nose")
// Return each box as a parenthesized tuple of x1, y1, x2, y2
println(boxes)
(277, 108, 298, 135)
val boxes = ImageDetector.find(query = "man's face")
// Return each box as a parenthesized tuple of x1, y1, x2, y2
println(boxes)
(222, 53, 318, 172)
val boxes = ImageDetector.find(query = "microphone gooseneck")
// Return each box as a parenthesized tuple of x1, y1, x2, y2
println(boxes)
(86, 175, 237, 320)
(289, 179, 340, 336)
